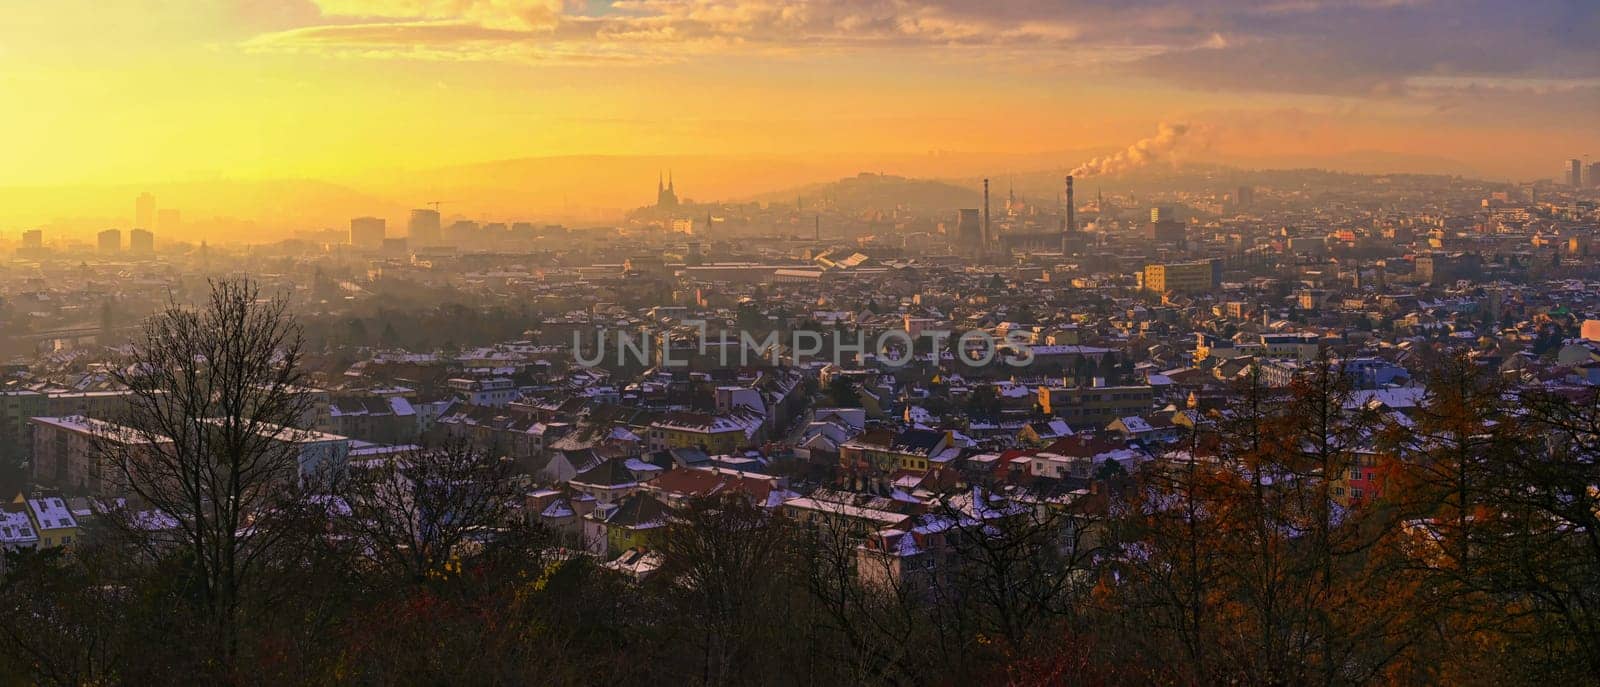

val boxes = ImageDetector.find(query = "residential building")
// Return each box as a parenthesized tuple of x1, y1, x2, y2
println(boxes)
(1142, 260, 1219, 294)
(1037, 383, 1156, 425)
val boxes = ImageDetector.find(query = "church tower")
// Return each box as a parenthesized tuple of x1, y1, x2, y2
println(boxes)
(656, 171, 679, 209)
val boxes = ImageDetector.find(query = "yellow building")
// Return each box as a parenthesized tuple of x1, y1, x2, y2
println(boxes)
(582, 492, 669, 556)
(647, 412, 757, 454)
(12, 492, 79, 550)
(1142, 260, 1219, 294)
(839, 428, 953, 475)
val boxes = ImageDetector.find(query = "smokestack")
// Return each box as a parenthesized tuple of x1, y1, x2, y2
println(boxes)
(1061, 175, 1076, 255)
(1066, 175, 1076, 233)
(982, 178, 990, 249)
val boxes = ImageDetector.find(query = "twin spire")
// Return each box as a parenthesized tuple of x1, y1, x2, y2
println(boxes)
(656, 170, 679, 208)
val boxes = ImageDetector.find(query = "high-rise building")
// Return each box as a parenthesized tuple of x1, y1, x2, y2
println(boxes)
(408, 209, 442, 246)
(135, 192, 155, 230)
(1588, 162, 1600, 189)
(982, 178, 991, 248)
(20, 229, 42, 251)
(955, 209, 982, 247)
(1148, 206, 1184, 244)
(97, 229, 121, 254)
(349, 217, 386, 250)
(445, 220, 480, 246)
(1236, 186, 1254, 208)
(129, 228, 154, 255)
(1569, 159, 1584, 187)
(156, 208, 180, 232)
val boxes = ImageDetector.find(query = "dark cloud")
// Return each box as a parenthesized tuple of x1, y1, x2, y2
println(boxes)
(244, 0, 1600, 104)
(1121, 0, 1600, 94)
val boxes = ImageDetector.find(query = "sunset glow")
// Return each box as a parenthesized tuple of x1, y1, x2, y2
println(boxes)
(1, 1, 1595, 238)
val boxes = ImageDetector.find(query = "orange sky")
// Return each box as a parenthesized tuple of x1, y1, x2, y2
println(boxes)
(1, 1, 1596, 236)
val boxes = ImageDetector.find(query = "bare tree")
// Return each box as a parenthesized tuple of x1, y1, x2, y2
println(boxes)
(0, 548, 126, 686)
(929, 485, 1103, 654)
(96, 278, 313, 673)
(655, 493, 793, 686)
(335, 438, 518, 582)
(1482, 386, 1600, 680)
(791, 503, 928, 684)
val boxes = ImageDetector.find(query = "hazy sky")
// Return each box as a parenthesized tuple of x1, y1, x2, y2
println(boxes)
(1, 0, 1596, 191)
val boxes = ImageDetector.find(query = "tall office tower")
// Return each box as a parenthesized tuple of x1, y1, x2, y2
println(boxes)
(1236, 185, 1254, 208)
(1148, 206, 1184, 244)
(982, 178, 991, 248)
(98, 229, 122, 254)
(1587, 162, 1600, 189)
(349, 216, 386, 250)
(135, 192, 155, 230)
(408, 209, 442, 246)
(20, 229, 42, 250)
(129, 228, 154, 255)
(157, 208, 180, 232)
(955, 208, 982, 246)
(1569, 159, 1584, 187)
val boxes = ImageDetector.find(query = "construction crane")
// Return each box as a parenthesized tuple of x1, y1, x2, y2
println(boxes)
(426, 200, 450, 213)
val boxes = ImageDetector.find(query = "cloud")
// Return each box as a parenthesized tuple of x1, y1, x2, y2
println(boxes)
(241, 0, 1600, 104)
(308, 1, 569, 29)
(242, 0, 1197, 64)
(1121, 0, 1599, 95)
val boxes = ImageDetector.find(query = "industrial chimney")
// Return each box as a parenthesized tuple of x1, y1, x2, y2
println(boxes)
(1060, 175, 1076, 255)
(1066, 175, 1076, 233)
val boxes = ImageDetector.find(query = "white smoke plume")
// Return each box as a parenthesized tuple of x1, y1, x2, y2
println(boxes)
(1070, 122, 1192, 178)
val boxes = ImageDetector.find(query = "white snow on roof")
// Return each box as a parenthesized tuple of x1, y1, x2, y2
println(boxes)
(27, 496, 77, 531)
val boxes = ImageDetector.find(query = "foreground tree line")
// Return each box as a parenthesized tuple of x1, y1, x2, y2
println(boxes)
(2, 280, 1598, 685)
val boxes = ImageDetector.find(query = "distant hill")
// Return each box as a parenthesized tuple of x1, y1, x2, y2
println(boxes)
(749, 173, 983, 212)
(356, 149, 1111, 220)
(1207, 150, 1487, 179)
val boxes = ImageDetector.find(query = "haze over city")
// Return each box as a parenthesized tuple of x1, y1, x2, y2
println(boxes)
(1, 0, 1596, 239)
